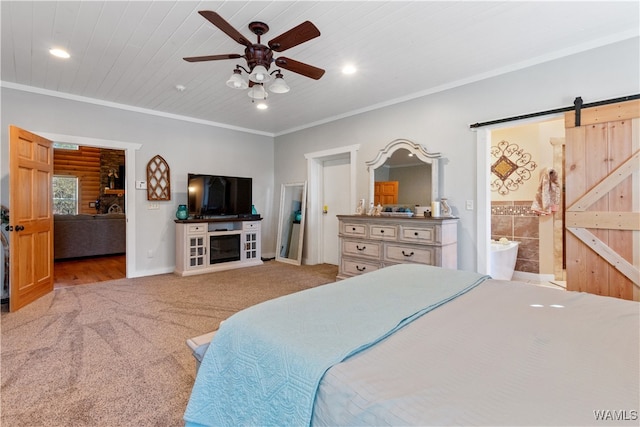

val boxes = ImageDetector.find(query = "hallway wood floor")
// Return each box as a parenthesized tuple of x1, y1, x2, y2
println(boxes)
(54, 254, 126, 288)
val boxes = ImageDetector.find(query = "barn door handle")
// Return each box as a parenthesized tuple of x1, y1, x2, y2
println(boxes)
(5, 225, 13, 231)
(15, 225, 25, 231)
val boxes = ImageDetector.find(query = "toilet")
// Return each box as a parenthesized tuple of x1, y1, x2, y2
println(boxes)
(489, 240, 519, 280)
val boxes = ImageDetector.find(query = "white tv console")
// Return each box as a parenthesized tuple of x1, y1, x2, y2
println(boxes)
(174, 217, 262, 276)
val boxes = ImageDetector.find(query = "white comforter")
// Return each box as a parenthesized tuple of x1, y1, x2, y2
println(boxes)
(312, 280, 640, 426)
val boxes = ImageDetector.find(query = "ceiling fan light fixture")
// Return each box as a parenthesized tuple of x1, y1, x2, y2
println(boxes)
(269, 73, 290, 94)
(247, 84, 268, 100)
(226, 69, 248, 89)
(249, 65, 271, 83)
(256, 102, 268, 110)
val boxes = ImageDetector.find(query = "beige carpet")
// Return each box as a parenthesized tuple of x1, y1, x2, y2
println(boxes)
(0, 261, 338, 426)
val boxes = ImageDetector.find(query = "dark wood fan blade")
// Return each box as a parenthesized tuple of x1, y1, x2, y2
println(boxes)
(268, 21, 320, 52)
(275, 57, 325, 80)
(183, 54, 242, 62)
(199, 11, 251, 46)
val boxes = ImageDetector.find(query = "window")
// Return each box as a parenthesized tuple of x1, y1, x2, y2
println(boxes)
(53, 176, 78, 214)
(53, 142, 78, 150)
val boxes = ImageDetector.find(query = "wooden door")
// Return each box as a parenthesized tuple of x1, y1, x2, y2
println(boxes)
(564, 100, 639, 301)
(9, 126, 54, 311)
(374, 181, 398, 205)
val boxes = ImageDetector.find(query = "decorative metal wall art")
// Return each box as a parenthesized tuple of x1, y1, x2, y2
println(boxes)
(147, 155, 171, 200)
(490, 140, 537, 195)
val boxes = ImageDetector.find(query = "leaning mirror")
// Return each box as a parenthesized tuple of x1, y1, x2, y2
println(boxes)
(366, 139, 440, 208)
(276, 182, 307, 265)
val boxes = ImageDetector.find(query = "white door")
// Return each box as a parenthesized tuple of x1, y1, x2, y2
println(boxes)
(322, 157, 351, 265)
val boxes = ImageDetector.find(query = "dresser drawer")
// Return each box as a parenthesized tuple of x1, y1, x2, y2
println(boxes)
(384, 244, 436, 265)
(188, 224, 206, 234)
(243, 221, 260, 231)
(399, 225, 437, 243)
(341, 259, 379, 276)
(342, 240, 381, 259)
(342, 223, 367, 237)
(369, 225, 397, 239)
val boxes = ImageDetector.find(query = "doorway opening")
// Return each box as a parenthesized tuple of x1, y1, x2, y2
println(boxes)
(305, 145, 359, 265)
(477, 117, 566, 285)
(37, 132, 141, 283)
(52, 145, 127, 288)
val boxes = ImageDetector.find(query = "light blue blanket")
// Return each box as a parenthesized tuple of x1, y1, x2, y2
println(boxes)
(184, 264, 489, 427)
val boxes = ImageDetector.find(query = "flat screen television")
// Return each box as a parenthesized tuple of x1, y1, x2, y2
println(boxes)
(187, 174, 252, 218)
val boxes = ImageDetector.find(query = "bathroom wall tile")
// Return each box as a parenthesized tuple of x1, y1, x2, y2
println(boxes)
(516, 238, 539, 261)
(516, 259, 539, 273)
(514, 216, 539, 238)
(491, 216, 512, 238)
(491, 200, 542, 275)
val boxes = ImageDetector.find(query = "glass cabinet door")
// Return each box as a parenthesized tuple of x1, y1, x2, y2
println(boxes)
(188, 235, 206, 267)
(244, 232, 258, 260)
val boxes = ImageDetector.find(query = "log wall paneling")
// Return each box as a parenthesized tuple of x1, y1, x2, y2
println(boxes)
(54, 147, 101, 214)
(54, 147, 125, 215)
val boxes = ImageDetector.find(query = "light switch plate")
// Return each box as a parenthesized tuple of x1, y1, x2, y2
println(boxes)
(136, 180, 147, 189)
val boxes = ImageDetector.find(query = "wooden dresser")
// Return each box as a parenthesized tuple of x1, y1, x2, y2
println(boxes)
(337, 215, 458, 280)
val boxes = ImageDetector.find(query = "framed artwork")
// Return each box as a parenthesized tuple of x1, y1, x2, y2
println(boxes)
(147, 155, 171, 200)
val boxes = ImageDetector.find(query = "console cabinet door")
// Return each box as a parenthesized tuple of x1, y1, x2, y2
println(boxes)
(186, 224, 207, 269)
(243, 221, 261, 261)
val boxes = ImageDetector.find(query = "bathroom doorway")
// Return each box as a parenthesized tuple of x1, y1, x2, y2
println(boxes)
(487, 118, 566, 284)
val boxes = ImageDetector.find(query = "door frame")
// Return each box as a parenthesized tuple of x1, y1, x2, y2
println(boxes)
(35, 132, 141, 277)
(475, 114, 564, 275)
(305, 144, 359, 265)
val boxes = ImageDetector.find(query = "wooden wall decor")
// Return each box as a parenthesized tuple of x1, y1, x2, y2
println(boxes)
(147, 155, 171, 201)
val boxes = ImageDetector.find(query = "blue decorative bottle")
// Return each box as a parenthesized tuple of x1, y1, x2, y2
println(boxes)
(251, 205, 258, 215)
(176, 204, 188, 220)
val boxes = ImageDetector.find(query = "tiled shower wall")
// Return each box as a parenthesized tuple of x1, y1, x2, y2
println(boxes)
(491, 201, 539, 274)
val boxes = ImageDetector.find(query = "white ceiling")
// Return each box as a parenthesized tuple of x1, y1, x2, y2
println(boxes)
(1, 1, 638, 136)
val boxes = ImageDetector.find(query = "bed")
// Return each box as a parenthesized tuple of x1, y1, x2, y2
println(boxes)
(184, 264, 639, 426)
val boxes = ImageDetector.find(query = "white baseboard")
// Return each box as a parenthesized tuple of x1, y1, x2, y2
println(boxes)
(512, 271, 555, 283)
(129, 267, 174, 278)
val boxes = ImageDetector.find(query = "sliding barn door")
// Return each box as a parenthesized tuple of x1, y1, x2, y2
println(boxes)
(564, 99, 639, 301)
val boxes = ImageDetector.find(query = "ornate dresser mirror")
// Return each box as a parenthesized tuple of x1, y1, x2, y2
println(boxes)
(366, 139, 440, 208)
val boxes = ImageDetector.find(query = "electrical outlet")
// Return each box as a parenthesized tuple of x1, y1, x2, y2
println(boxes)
(148, 202, 159, 210)
(465, 200, 474, 210)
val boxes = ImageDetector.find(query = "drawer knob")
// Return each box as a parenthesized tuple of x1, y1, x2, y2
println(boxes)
(380, 229, 384, 233)
(352, 227, 356, 231)
(402, 250, 415, 257)
(356, 245, 366, 251)
(414, 232, 419, 236)
(356, 265, 367, 272)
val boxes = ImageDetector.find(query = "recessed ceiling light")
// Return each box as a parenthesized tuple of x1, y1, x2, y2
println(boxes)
(49, 48, 70, 59)
(342, 64, 357, 75)
(256, 102, 268, 110)
(175, 84, 186, 92)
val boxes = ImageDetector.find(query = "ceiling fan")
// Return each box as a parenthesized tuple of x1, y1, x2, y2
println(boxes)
(184, 11, 325, 98)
